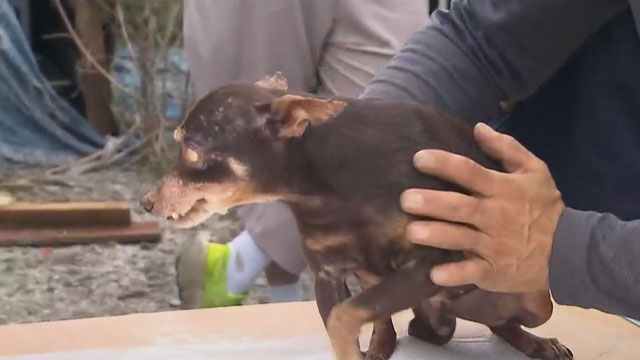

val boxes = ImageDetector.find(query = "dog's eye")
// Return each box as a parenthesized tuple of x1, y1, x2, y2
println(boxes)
(177, 154, 236, 183)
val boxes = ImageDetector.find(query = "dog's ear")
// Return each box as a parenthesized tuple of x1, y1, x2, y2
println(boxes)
(256, 95, 347, 138)
(255, 72, 288, 90)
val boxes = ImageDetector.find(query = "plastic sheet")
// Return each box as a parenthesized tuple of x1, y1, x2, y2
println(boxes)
(0, 0, 103, 168)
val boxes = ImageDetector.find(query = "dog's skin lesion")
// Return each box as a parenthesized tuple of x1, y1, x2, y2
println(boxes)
(255, 71, 289, 91)
(182, 147, 201, 165)
(142, 73, 573, 360)
(226, 157, 250, 179)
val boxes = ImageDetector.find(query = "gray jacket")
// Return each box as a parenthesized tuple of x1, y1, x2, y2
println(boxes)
(364, 0, 640, 319)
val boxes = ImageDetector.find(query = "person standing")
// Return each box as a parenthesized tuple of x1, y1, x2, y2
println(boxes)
(177, 0, 432, 308)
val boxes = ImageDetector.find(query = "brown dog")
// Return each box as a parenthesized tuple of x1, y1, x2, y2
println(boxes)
(141, 73, 573, 360)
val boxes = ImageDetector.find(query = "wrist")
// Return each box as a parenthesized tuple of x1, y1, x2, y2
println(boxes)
(541, 199, 566, 290)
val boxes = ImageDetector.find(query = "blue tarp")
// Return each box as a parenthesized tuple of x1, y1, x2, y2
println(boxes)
(0, 0, 104, 168)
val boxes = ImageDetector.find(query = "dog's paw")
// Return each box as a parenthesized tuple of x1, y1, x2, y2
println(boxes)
(365, 343, 393, 360)
(408, 316, 454, 346)
(530, 338, 573, 360)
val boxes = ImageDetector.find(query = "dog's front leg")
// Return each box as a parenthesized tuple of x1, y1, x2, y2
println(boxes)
(327, 265, 439, 360)
(314, 273, 352, 327)
(300, 228, 357, 328)
(355, 270, 396, 360)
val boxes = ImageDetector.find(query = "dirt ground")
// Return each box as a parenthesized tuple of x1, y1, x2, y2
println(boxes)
(0, 165, 315, 325)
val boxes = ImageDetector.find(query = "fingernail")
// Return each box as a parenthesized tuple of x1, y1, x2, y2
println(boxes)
(475, 122, 494, 135)
(400, 190, 422, 211)
(431, 267, 448, 285)
(414, 150, 435, 168)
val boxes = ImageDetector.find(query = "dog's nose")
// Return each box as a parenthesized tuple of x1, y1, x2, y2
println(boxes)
(140, 197, 155, 212)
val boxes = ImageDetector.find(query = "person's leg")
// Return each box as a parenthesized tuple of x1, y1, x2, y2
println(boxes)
(236, 202, 307, 301)
(225, 230, 271, 296)
(265, 263, 305, 303)
(236, 203, 308, 276)
(226, 224, 305, 303)
(175, 228, 303, 309)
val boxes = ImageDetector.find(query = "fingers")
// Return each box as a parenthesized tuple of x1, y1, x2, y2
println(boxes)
(430, 257, 490, 287)
(400, 189, 483, 226)
(473, 122, 543, 173)
(413, 149, 499, 196)
(406, 220, 486, 253)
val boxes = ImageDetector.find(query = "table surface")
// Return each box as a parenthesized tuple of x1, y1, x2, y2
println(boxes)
(0, 301, 637, 359)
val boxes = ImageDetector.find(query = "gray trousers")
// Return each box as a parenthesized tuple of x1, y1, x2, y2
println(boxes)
(184, 0, 430, 274)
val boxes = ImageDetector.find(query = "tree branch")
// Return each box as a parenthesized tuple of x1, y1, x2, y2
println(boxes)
(53, 0, 140, 101)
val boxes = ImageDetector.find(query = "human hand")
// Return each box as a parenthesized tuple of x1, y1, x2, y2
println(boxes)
(400, 123, 565, 293)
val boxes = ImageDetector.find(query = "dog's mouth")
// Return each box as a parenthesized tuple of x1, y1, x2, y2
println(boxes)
(167, 198, 217, 228)
(166, 198, 206, 221)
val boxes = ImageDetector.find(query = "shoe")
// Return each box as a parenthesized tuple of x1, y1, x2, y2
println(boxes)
(175, 237, 247, 309)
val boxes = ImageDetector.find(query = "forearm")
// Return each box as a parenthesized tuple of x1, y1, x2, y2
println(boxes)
(550, 208, 640, 319)
(363, 0, 627, 123)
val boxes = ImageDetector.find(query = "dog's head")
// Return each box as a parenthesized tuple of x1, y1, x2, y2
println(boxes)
(141, 73, 347, 228)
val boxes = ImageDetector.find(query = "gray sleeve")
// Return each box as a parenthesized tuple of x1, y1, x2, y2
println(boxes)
(550, 208, 640, 319)
(362, 0, 628, 123)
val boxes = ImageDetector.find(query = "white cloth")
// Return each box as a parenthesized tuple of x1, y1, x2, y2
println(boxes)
(184, 0, 431, 97)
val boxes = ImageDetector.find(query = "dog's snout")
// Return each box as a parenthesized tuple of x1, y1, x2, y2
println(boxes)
(140, 197, 155, 212)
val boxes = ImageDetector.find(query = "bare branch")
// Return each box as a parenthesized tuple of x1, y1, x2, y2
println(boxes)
(115, 0, 135, 58)
(41, 33, 71, 40)
(52, 0, 141, 100)
(181, 70, 193, 118)
(93, 0, 118, 18)
(162, 2, 181, 49)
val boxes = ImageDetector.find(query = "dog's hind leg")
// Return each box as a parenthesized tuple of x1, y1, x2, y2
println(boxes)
(408, 292, 457, 346)
(455, 290, 573, 360)
(491, 291, 573, 359)
(490, 325, 573, 360)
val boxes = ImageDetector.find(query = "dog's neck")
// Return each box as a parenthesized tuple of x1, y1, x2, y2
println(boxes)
(245, 134, 337, 211)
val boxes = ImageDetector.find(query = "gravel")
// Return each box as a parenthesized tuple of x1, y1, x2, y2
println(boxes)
(0, 166, 315, 325)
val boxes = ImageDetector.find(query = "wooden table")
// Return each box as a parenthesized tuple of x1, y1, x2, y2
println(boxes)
(0, 301, 637, 359)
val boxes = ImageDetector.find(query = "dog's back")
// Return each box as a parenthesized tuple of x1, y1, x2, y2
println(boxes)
(301, 98, 500, 213)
